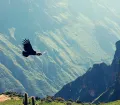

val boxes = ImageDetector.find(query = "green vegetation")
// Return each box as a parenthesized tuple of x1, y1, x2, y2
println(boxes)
(0, 99, 120, 105)
(31, 97, 35, 105)
(102, 100, 120, 105)
(0, 100, 23, 105)
(3, 92, 23, 98)
(0, 93, 120, 105)
(23, 93, 28, 105)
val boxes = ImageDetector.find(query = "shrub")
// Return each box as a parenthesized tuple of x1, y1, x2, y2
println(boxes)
(66, 102, 72, 105)
(55, 97, 65, 102)
(41, 98, 46, 103)
(46, 98, 53, 103)
(35, 96, 41, 101)
(76, 100, 82, 103)
(68, 99, 74, 102)
(46, 95, 54, 102)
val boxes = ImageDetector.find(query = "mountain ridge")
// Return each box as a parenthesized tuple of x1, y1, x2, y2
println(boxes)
(55, 40, 120, 102)
(0, 0, 120, 97)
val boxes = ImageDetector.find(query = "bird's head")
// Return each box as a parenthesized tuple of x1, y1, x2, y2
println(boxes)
(36, 52, 42, 56)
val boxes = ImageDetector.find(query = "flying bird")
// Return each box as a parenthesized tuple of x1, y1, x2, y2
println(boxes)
(22, 39, 42, 57)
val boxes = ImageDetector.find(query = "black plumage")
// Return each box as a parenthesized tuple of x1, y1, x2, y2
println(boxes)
(22, 39, 42, 57)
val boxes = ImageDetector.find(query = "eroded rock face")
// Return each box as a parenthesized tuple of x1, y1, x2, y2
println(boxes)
(0, 0, 120, 97)
(55, 40, 120, 102)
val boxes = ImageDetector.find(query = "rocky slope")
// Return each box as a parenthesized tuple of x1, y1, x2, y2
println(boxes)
(0, 0, 120, 97)
(55, 41, 120, 102)
(92, 41, 120, 103)
(92, 76, 120, 103)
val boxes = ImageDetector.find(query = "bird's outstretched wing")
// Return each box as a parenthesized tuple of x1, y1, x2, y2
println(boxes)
(22, 39, 35, 52)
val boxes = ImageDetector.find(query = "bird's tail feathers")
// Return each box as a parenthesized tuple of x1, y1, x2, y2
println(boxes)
(22, 51, 29, 57)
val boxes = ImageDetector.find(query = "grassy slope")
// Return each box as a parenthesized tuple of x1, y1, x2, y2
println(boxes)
(103, 100, 120, 105)
(0, 100, 22, 105)
(0, 99, 120, 105)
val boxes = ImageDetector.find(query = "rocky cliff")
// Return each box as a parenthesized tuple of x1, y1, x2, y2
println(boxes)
(55, 41, 120, 103)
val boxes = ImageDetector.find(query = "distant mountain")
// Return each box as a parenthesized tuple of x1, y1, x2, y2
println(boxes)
(55, 41, 120, 103)
(0, 0, 120, 97)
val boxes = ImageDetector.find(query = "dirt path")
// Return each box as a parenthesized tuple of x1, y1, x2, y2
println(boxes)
(0, 95, 11, 102)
